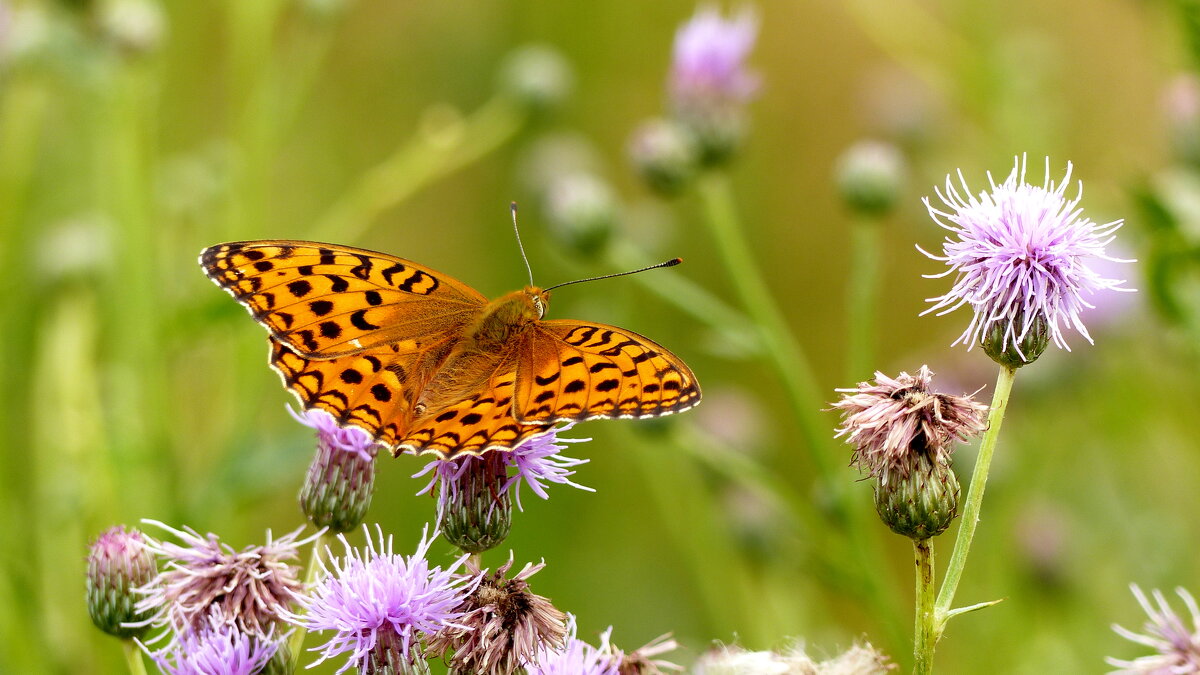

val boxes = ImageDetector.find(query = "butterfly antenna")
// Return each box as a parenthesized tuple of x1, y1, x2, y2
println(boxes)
(512, 202, 535, 287)
(544, 258, 683, 292)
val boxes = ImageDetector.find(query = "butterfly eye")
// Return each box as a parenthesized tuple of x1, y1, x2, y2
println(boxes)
(532, 294, 545, 318)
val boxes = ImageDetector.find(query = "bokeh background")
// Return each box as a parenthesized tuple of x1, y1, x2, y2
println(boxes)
(3, 0, 1199, 672)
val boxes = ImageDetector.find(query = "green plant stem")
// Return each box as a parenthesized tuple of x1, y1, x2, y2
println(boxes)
(913, 539, 936, 675)
(289, 532, 332, 666)
(123, 640, 147, 675)
(309, 96, 526, 243)
(934, 366, 1017, 628)
(694, 171, 906, 653)
(846, 216, 882, 382)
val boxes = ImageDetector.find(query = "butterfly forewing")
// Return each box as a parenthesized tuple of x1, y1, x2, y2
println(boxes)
(514, 320, 701, 423)
(201, 241, 486, 358)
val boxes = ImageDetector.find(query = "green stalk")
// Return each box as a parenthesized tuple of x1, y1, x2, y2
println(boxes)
(846, 216, 882, 382)
(309, 96, 525, 243)
(934, 366, 1017, 626)
(694, 171, 906, 653)
(122, 639, 148, 675)
(913, 539, 936, 675)
(289, 532, 332, 666)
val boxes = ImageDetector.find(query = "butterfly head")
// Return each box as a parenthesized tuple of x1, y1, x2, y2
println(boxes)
(524, 285, 550, 319)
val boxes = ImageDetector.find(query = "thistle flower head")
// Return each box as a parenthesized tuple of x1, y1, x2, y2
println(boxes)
(289, 525, 474, 674)
(692, 641, 894, 674)
(134, 521, 312, 643)
(414, 428, 592, 553)
(293, 407, 379, 532)
(524, 615, 681, 675)
(920, 156, 1134, 364)
(144, 610, 280, 675)
(87, 525, 157, 639)
(832, 366, 987, 485)
(426, 554, 566, 675)
(1108, 584, 1200, 674)
(670, 5, 759, 108)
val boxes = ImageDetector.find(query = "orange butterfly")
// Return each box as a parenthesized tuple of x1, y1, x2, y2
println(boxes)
(200, 240, 701, 459)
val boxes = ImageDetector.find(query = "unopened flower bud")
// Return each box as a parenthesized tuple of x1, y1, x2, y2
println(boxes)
(86, 526, 156, 638)
(874, 453, 960, 540)
(981, 310, 1051, 369)
(294, 409, 379, 532)
(543, 172, 617, 258)
(499, 44, 573, 112)
(628, 118, 698, 197)
(99, 0, 166, 57)
(440, 454, 513, 554)
(835, 140, 906, 216)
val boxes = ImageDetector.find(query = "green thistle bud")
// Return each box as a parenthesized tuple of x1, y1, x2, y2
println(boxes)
(368, 628, 432, 674)
(835, 140, 906, 217)
(982, 311, 1051, 369)
(296, 409, 379, 532)
(628, 118, 699, 197)
(440, 455, 513, 554)
(874, 453, 960, 540)
(543, 172, 617, 258)
(498, 44, 573, 112)
(86, 526, 156, 639)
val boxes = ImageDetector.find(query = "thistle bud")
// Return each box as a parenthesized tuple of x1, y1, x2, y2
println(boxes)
(369, 628, 432, 675)
(294, 408, 379, 532)
(439, 454, 513, 554)
(981, 310, 1050, 369)
(874, 453, 960, 540)
(543, 172, 617, 258)
(835, 140, 906, 217)
(628, 118, 698, 197)
(498, 44, 573, 112)
(86, 525, 156, 639)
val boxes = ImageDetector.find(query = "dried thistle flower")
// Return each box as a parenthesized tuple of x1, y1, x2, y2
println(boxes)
(832, 366, 987, 485)
(134, 521, 312, 643)
(1108, 584, 1200, 674)
(427, 555, 566, 675)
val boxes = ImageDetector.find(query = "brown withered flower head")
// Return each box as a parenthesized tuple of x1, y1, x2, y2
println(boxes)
(832, 366, 988, 484)
(427, 554, 567, 675)
(133, 520, 316, 643)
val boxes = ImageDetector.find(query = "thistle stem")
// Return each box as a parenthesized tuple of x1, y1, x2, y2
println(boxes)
(913, 539, 936, 675)
(694, 170, 906, 653)
(288, 532, 331, 666)
(846, 216, 882, 382)
(934, 366, 1017, 628)
(310, 95, 525, 243)
(122, 639, 147, 675)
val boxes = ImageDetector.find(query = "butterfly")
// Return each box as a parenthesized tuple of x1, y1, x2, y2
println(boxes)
(200, 240, 701, 459)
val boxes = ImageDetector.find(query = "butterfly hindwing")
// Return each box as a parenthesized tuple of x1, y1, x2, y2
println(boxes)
(514, 320, 701, 423)
(397, 357, 554, 459)
(202, 241, 486, 358)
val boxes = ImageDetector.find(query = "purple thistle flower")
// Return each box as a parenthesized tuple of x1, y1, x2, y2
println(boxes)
(524, 615, 681, 675)
(290, 406, 376, 462)
(525, 615, 620, 675)
(670, 5, 760, 108)
(1108, 584, 1200, 674)
(144, 610, 280, 675)
(287, 525, 475, 674)
(920, 156, 1134, 361)
(133, 521, 313, 644)
(415, 425, 593, 515)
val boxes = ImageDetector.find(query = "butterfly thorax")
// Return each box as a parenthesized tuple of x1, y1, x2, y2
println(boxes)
(465, 286, 548, 352)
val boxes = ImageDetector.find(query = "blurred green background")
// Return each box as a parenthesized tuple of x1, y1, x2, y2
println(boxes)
(3, 0, 1199, 672)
